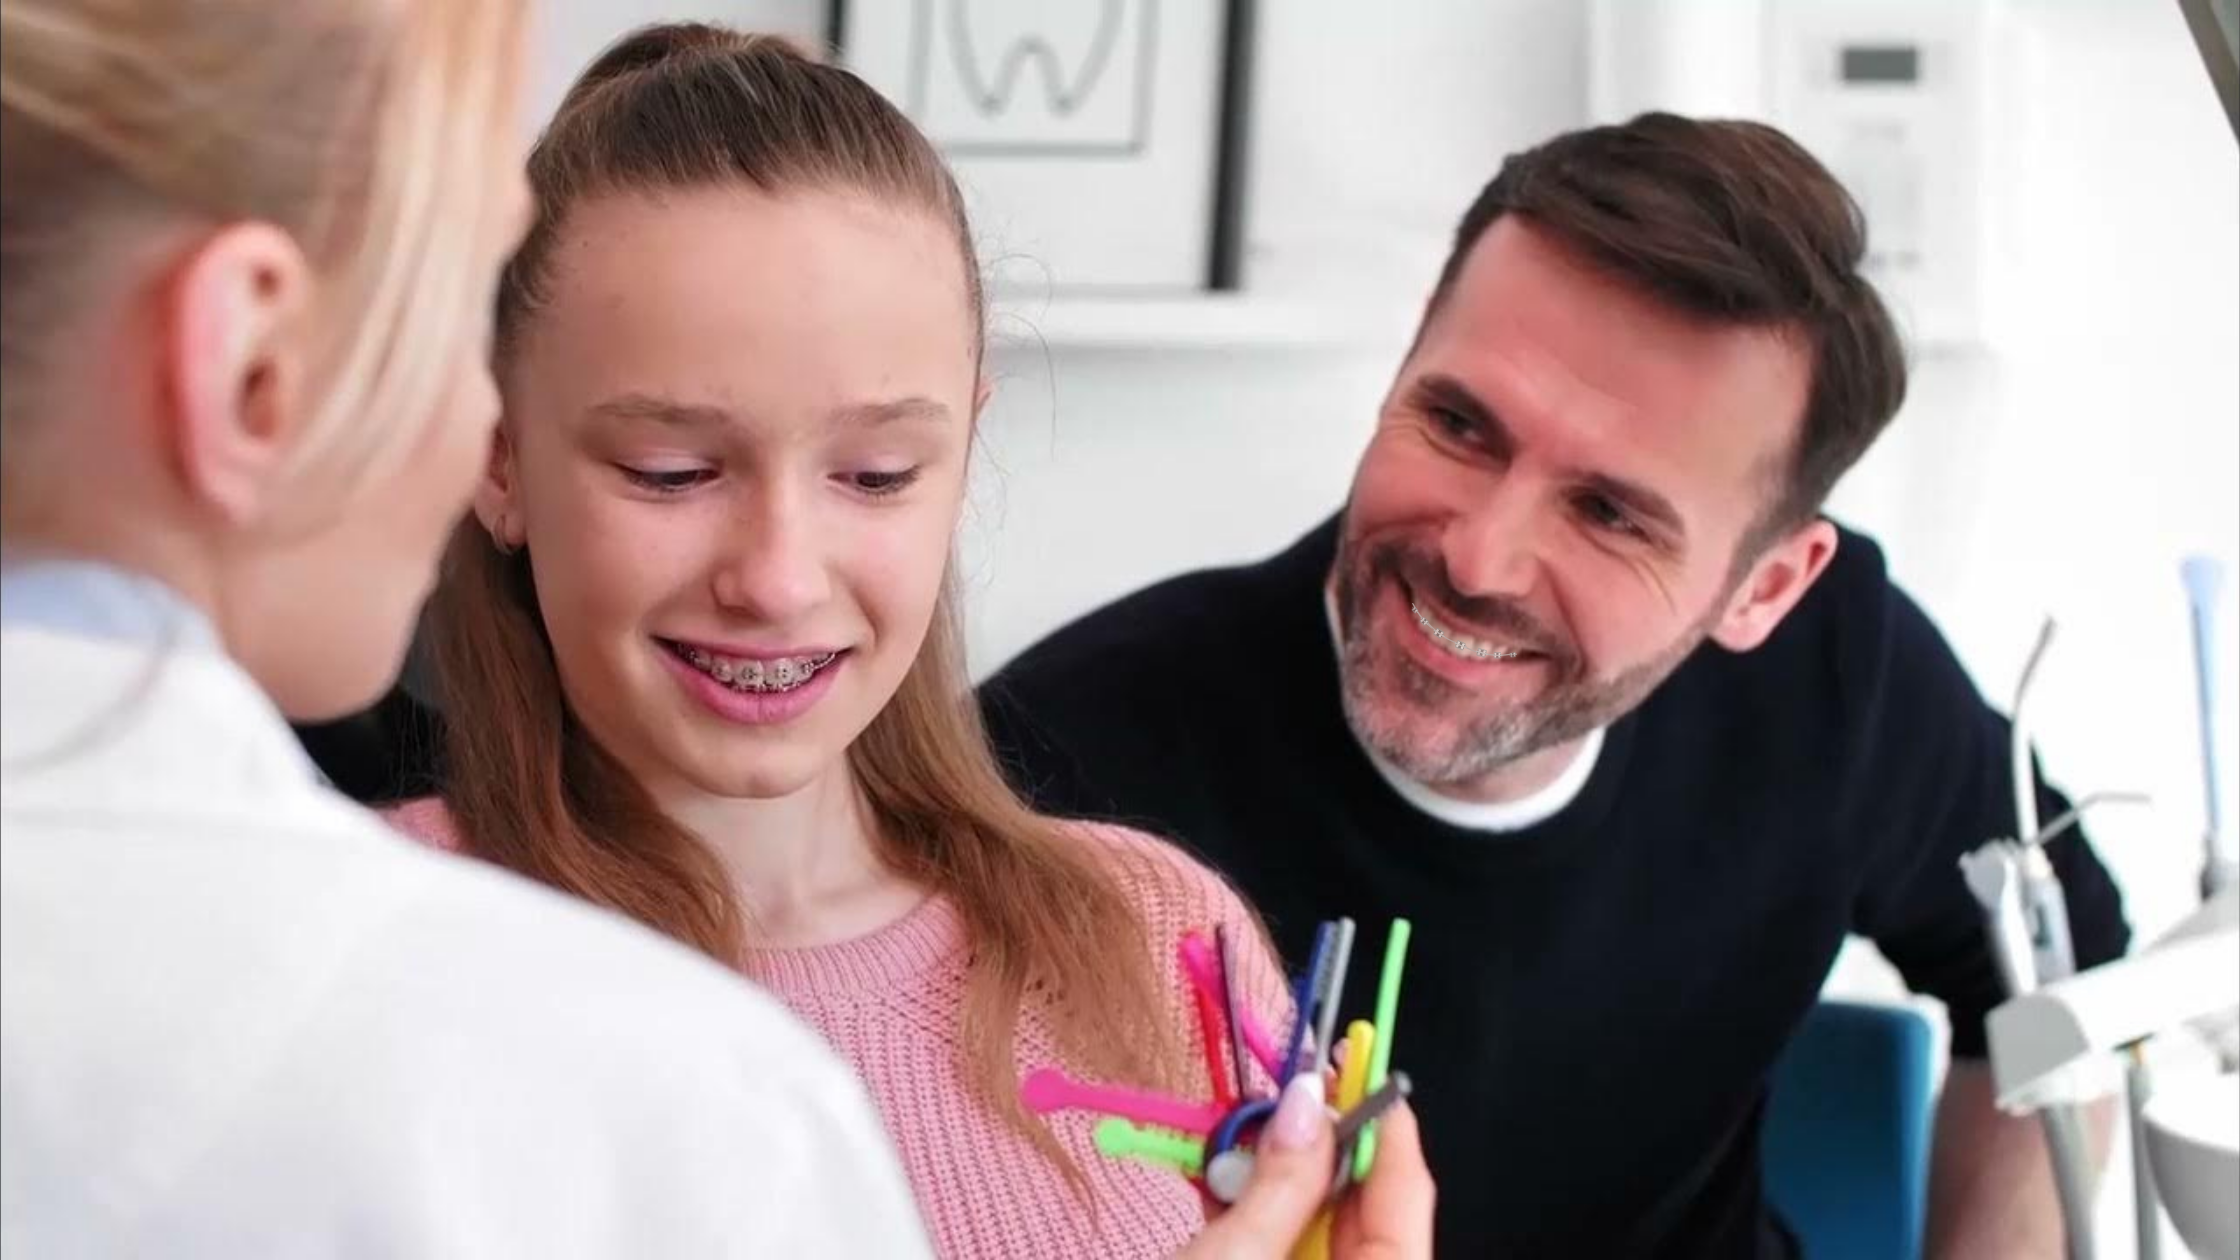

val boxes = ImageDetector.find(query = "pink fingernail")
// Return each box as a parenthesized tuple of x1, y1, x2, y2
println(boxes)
(1265, 1073, 1328, 1152)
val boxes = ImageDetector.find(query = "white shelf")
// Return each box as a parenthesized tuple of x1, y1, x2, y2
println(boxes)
(985, 294, 1412, 353)
(977, 291, 1988, 361)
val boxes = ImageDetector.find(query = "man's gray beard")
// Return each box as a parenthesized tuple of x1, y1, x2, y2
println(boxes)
(1337, 615, 1708, 789)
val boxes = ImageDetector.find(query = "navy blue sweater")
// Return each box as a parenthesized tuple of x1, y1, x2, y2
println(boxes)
(978, 515, 2130, 1258)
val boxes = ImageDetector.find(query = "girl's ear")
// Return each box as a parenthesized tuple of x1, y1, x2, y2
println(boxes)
(472, 422, 524, 549)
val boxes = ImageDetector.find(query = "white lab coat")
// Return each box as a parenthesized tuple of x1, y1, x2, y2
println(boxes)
(1, 613, 932, 1258)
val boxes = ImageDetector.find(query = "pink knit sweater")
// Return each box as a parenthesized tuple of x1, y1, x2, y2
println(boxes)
(385, 801, 1292, 1259)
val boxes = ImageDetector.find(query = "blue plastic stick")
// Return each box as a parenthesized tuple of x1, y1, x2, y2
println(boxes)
(1284, 923, 1333, 1085)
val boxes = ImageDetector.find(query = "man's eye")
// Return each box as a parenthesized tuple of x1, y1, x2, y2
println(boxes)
(1430, 408, 1474, 440)
(1577, 493, 1645, 539)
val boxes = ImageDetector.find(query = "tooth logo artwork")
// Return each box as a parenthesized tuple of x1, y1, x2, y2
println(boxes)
(951, 0, 1125, 117)
(903, 0, 1157, 155)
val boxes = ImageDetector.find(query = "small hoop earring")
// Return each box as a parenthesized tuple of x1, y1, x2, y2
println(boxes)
(491, 523, 522, 556)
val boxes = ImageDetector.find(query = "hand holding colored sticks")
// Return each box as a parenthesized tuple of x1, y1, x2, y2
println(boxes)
(1171, 1071, 1435, 1260)
(1021, 914, 1419, 1249)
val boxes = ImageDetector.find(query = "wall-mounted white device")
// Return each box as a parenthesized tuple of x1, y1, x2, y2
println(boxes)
(1587, 0, 1994, 349)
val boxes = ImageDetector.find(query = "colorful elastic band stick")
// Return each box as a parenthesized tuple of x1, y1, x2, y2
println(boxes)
(1020, 1067, 1227, 1136)
(1352, 918, 1412, 1180)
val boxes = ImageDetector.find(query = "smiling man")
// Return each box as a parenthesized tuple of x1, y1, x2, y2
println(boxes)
(977, 113, 2129, 1258)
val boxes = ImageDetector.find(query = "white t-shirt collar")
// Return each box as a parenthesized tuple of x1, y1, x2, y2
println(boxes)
(1321, 586, 1602, 833)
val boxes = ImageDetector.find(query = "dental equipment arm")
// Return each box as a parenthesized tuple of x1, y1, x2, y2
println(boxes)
(2182, 556, 2234, 901)
(1994, 618, 2102, 1260)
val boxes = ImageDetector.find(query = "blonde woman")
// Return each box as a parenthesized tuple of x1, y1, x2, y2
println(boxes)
(0, 3, 931, 1253)
(386, 23, 1434, 1260)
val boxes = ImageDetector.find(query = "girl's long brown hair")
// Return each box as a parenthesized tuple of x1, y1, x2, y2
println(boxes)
(427, 22, 1184, 1173)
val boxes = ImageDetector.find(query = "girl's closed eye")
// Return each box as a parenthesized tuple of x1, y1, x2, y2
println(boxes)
(616, 463, 715, 494)
(843, 467, 922, 498)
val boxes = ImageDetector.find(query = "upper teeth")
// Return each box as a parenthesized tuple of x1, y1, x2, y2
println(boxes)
(681, 645, 837, 692)
(1411, 603, 1521, 661)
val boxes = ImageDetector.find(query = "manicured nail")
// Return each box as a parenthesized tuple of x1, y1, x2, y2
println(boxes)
(1265, 1072, 1330, 1151)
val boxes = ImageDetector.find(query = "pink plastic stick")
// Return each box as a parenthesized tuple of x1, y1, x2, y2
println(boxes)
(1021, 1068, 1227, 1136)
(1179, 933, 1284, 1083)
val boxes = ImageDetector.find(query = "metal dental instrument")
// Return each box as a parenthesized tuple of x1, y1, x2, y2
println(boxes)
(2011, 617, 2058, 850)
(2027, 791, 2154, 851)
(2017, 792, 2150, 996)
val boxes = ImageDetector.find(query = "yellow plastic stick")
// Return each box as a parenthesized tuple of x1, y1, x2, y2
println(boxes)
(1295, 1021, 1377, 1260)
(1337, 1020, 1375, 1112)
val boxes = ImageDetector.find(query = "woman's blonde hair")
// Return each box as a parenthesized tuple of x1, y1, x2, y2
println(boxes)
(0, 0, 529, 509)
(429, 23, 1188, 1181)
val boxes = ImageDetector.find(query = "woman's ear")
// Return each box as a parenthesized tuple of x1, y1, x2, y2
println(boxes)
(161, 221, 311, 527)
(472, 421, 524, 549)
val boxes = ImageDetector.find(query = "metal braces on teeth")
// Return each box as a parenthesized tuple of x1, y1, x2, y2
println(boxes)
(681, 646, 839, 693)
(1410, 602, 1521, 661)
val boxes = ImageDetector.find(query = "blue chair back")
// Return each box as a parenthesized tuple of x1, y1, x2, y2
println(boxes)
(1762, 1000, 1937, 1260)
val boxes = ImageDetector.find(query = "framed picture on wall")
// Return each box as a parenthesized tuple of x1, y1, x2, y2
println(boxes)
(828, 0, 1256, 295)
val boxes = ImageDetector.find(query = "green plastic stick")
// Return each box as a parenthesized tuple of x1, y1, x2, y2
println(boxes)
(1352, 918, 1412, 1181)
(1094, 1117, 1206, 1177)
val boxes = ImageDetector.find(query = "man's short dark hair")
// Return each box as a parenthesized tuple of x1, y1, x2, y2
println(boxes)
(1433, 112, 1910, 542)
